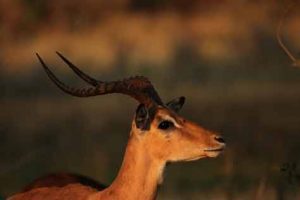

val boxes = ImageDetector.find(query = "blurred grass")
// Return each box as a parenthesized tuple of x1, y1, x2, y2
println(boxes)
(1, 0, 300, 73)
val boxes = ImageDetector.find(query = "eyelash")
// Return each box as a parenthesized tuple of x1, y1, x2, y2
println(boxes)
(158, 120, 174, 130)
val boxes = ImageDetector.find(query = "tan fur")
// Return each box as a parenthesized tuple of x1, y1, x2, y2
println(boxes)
(21, 173, 106, 192)
(9, 107, 225, 200)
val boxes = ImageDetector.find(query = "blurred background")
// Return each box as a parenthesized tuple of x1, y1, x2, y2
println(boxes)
(1, 0, 300, 199)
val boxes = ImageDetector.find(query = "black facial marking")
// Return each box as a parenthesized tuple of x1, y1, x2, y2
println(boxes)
(166, 96, 185, 113)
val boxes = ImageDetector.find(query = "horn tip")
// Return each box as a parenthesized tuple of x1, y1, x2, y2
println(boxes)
(56, 51, 63, 57)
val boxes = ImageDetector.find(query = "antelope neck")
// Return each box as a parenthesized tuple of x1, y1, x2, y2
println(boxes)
(90, 134, 166, 200)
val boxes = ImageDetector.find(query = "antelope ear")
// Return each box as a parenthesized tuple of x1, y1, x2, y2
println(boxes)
(166, 96, 185, 113)
(135, 104, 151, 130)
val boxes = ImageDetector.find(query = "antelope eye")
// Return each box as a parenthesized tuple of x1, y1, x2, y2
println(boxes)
(158, 120, 174, 130)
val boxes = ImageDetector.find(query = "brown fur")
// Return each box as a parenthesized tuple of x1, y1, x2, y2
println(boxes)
(9, 107, 225, 200)
(22, 173, 106, 192)
(11, 184, 97, 200)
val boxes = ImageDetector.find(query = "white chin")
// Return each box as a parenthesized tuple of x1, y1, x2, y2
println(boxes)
(206, 151, 222, 158)
(183, 155, 205, 162)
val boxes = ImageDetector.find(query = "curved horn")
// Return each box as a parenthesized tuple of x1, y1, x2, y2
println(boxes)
(55, 52, 100, 87)
(36, 53, 163, 107)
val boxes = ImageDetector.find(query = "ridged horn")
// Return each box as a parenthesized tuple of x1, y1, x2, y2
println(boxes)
(36, 52, 163, 107)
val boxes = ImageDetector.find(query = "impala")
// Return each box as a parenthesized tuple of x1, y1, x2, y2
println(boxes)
(9, 52, 226, 200)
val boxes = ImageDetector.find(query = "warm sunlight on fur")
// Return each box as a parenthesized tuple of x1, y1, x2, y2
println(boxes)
(8, 54, 225, 200)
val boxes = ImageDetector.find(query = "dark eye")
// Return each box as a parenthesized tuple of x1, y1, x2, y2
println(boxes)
(158, 120, 174, 130)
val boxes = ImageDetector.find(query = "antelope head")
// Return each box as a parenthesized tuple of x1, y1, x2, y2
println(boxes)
(133, 102, 225, 163)
(36, 52, 225, 165)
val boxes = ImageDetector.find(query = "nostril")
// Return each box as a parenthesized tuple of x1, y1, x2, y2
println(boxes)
(215, 136, 225, 144)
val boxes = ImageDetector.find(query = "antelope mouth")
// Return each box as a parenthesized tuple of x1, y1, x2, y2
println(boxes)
(204, 147, 225, 152)
(204, 146, 225, 158)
